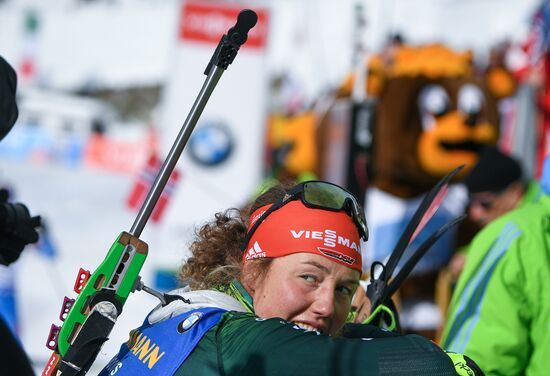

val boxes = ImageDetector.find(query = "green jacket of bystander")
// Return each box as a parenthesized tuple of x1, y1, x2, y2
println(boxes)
(442, 192, 550, 375)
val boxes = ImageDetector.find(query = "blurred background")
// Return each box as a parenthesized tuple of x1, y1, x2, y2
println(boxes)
(0, 0, 545, 373)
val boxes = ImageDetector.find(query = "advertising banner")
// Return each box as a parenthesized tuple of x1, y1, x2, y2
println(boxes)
(157, 0, 270, 258)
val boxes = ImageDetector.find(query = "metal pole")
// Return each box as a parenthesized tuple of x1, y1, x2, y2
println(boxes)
(128, 8, 257, 237)
(130, 66, 224, 237)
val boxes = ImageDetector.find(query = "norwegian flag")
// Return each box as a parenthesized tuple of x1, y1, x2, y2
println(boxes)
(518, 1, 550, 74)
(126, 154, 181, 223)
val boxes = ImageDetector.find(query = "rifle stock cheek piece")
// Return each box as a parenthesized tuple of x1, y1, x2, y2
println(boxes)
(120, 231, 148, 255)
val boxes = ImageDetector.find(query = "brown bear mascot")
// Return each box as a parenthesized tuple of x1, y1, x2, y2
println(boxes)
(339, 43, 516, 337)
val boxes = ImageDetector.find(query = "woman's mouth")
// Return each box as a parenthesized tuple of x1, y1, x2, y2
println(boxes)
(293, 321, 325, 334)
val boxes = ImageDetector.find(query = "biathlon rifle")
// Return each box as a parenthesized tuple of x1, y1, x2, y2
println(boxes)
(41, 10, 258, 376)
(366, 165, 467, 330)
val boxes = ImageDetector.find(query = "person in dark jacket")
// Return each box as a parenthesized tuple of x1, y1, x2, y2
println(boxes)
(0, 54, 41, 376)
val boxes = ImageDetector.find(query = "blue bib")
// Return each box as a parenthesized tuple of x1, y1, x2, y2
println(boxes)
(99, 307, 226, 376)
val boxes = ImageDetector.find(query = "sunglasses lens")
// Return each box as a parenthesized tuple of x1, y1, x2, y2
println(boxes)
(303, 182, 348, 209)
(303, 182, 368, 240)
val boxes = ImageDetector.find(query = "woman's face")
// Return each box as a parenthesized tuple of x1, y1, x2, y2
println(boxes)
(248, 253, 360, 336)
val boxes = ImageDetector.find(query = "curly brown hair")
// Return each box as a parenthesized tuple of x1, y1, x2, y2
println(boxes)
(179, 183, 292, 289)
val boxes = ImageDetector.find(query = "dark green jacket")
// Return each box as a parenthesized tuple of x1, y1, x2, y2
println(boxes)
(176, 310, 457, 376)
(102, 283, 466, 376)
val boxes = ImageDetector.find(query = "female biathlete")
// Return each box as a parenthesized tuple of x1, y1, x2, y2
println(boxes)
(100, 181, 482, 375)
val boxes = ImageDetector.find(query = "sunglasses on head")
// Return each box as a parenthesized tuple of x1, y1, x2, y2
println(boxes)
(242, 181, 369, 252)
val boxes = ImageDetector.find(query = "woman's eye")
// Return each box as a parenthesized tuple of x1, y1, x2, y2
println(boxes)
(301, 275, 317, 283)
(336, 286, 353, 297)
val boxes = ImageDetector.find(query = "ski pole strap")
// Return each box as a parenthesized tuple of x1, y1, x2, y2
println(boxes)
(204, 9, 258, 74)
(366, 261, 387, 310)
(363, 303, 397, 332)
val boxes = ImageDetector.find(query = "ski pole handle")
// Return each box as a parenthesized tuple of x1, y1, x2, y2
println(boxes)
(204, 9, 258, 74)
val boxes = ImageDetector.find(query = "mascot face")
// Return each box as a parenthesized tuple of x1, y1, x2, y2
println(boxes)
(370, 44, 513, 197)
(416, 78, 498, 177)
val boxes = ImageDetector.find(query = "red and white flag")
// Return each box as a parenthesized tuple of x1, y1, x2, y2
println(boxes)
(126, 154, 181, 223)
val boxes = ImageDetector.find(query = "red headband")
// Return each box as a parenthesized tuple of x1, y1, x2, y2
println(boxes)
(243, 200, 362, 272)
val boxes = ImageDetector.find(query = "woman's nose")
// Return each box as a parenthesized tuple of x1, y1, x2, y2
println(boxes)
(312, 286, 335, 318)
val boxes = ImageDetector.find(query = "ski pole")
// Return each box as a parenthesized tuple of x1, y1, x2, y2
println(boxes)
(366, 165, 464, 327)
(41, 9, 258, 376)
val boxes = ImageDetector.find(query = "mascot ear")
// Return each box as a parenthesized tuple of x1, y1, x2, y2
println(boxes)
(366, 56, 386, 98)
(336, 56, 386, 98)
(485, 66, 517, 99)
(336, 73, 355, 98)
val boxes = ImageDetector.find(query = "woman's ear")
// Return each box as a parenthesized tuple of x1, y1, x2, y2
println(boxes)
(240, 262, 257, 294)
(241, 259, 272, 298)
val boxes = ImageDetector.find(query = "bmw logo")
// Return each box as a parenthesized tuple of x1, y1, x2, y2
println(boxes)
(177, 312, 203, 333)
(188, 121, 234, 166)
